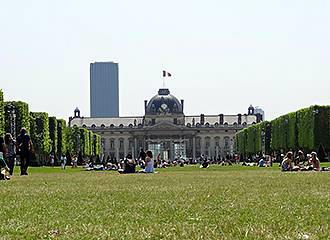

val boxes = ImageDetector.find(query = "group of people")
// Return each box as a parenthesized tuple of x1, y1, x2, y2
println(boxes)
(0, 128, 33, 180)
(281, 151, 326, 172)
(117, 149, 154, 174)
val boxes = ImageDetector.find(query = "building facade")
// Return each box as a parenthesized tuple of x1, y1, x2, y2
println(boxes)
(90, 62, 119, 117)
(71, 88, 260, 161)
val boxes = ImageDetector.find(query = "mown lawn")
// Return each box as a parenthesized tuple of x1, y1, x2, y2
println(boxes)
(0, 164, 329, 240)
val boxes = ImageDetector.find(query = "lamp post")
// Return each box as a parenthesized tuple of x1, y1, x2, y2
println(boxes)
(284, 118, 289, 151)
(6, 103, 16, 139)
(261, 129, 265, 156)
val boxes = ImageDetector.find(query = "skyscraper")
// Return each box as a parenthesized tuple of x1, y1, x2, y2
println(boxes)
(90, 62, 119, 117)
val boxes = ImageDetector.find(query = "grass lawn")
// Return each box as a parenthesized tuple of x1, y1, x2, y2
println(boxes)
(0, 164, 329, 240)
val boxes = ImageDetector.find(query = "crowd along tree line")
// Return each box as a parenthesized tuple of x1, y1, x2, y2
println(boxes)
(0, 89, 101, 166)
(235, 105, 330, 161)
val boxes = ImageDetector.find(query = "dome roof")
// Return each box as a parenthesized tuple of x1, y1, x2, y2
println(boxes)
(146, 88, 183, 115)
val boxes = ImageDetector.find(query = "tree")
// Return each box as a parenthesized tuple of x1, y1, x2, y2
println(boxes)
(0, 90, 4, 137)
(30, 112, 51, 166)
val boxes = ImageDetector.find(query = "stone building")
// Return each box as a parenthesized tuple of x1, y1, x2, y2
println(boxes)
(70, 88, 260, 161)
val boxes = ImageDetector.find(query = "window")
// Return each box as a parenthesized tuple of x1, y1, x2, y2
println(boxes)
(119, 139, 124, 149)
(110, 139, 115, 150)
(152, 119, 156, 125)
(174, 118, 177, 124)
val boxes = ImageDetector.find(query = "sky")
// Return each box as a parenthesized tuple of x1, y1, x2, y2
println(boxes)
(1, 0, 329, 121)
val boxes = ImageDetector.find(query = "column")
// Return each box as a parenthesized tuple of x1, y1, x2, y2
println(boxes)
(201, 136, 205, 157)
(115, 138, 119, 161)
(193, 136, 196, 160)
(134, 138, 137, 160)
(124, 138, 129, 158)
(210, 137, 215, 159)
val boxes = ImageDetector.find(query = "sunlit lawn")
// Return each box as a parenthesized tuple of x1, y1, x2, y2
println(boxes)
(0, 164, 329, 239)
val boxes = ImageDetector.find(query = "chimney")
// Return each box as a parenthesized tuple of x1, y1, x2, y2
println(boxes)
(238, 114, 242, 125)
(181, 100, 184, 112)
(219, 114, 224, 125)
(200, 114, 205, 125)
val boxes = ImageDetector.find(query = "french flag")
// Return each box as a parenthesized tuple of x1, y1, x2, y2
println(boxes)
(163, 70, 172, 77)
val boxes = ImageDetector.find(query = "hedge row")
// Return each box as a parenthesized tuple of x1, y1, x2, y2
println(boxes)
(0, 90, 4, 136)
(5, 101, 30, 135)
(235, 105, 330, 156)
(1, 91, 101, 166)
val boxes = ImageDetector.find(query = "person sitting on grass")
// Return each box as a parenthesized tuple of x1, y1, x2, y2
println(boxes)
(281, 151, 294, 171)
(258, 157, 265, 167)
(143, 150, 154, 173)
(118, 153, 136, 174)
(200, 158, 209, 168)
(308, 152, 320, 171)
(0, 136, 10, 180)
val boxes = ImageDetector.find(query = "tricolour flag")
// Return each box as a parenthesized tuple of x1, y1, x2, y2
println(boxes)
(163, 70, 172, 77)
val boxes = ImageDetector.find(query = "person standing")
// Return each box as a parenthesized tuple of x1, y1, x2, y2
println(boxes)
(61, 154, 67, 170)
(16, 128, 33, 176)
(4, 133, 16, 176)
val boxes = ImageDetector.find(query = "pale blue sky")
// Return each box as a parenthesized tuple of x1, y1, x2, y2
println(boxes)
(1, 0, 329, 121)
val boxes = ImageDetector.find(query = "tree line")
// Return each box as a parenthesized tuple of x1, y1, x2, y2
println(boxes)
(235, 105, 330, 160)
(0, 89, 101, 166)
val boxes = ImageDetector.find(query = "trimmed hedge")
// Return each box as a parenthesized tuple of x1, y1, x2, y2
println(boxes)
(57, 119, 67, 156)
(5, 101, 30, 137)
(0, 90, 4, 137)
(67, 126, 81, 156)
(49, 117, 58, 155)
(235, 105, 330, 158)
(30, 112, 51, 166)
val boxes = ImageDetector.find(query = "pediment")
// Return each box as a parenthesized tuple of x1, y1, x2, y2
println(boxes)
(146, 121, 184, 130)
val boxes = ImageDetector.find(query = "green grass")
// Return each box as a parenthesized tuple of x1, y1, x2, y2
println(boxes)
(0, 164, 329, 240)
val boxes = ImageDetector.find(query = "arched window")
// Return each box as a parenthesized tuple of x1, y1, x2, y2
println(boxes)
(91, 124, 96, 128)
(233, 122, 237, 125)
(110, 124, 115, 128)
(205, 122, 210, 127)
(100, 124, 105, 128)
(128, 124, 133, 128)
(186, 123, 191, 127)
(119, 124, 124, 128)
(224, 122, 228, 125)
(82, 124, 87, 128)
(242, 122, 247, 126)
(214, 122, 219, 127)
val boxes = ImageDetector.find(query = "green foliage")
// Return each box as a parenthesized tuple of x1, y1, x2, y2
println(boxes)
(296, 107, 315, 151)
(313, 105, 330, 152)
(5, 101, 30, 137)
(246, 125, 258, 154)
(57, 119, 67, 156)
(0, 90, 4, 137)
(94, 134, 101, 156)
(80, 128, 90, 157)
(48, 117, 58, 155)
(236, 105, 330, 155)
(30, 112, 51, 156)
(67, 126, 81, 156)
(235, 128, 247, 155)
